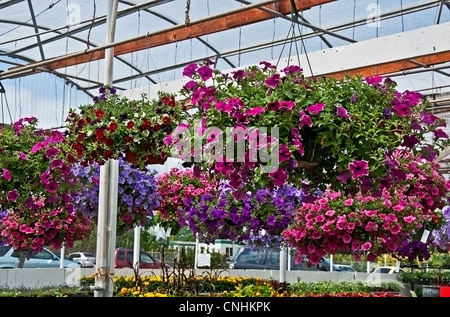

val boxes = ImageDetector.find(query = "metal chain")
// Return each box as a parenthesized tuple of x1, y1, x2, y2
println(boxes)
(185, 0, 191, 26)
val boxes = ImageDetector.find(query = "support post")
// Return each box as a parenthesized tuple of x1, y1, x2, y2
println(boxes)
(94, 159, 119, 297)
(279, 246, 286, 283)
(133, 226, 141, 270)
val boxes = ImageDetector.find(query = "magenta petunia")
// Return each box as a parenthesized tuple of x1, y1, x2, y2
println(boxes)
(283, 65, 302, 75)
(215, 101, 233, 113)
(245, 107, 265, 117)
(393, 103, 412, 116)
(45, 181, 59, 193)
(18, 151, 28, 160)
(2, 168, 12, 181)
(265, 74, 281, 88)
(348, 160, 369, 179)
(336, 105, 350, 119)
(50, 159, 63, 168)
(365, 75, 383, 86)
(401, 134, 420, 148)
(40, 171, 51, 184)
(197, 65, 213, 81)
(228, 173, 242, 190)
(279, 101, 295, 111)
(306, 102, 325, 115)
(45, 147, 59, 158)
(298, 111, 313, 128)
(182, 63, 198, 78)
(433, 128, 449, 139)
(341, 234, 352, 243)
(269, 168, 287, 186)
(7, 189, 19, 202)
(336, 170, 351, 184)
(420, 111, 439, 126)
(215, 161, 235, 175)
(231, 69, 246, 81)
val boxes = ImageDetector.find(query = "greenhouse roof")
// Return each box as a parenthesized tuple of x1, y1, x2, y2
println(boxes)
(0, 0, 449, 130)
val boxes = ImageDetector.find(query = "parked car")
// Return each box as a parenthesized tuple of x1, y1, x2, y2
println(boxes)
(334, 264, 356, 272)
(114, 248, 170, 269)
(228, 246, 341, 271)
(67, 252, 96, 268)
(0, 245, 78, 269)
(372, 266, 405, 274)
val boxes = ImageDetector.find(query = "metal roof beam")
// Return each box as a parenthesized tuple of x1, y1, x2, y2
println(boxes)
(0, 0, 334, 78)
(273, 22, 450, 79)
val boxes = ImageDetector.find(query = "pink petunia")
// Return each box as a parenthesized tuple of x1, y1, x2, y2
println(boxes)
(361, 242, 372, 251)
(343, 198, 354, 206)
(403, 215, 417, 223)
(341, 234, 352, 244)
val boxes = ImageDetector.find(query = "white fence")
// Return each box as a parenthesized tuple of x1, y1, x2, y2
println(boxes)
(0, 267, 401, 291)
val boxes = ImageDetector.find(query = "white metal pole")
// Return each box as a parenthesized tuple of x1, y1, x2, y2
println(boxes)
(104, 0, 118, 85)
(287, 247, 291, 271)
(194, 233, 199, 270)
(279, 247, 286, 282)
(106, 159, 119, 297)
(94, 161, 109, 297)
(59, 242, 65, 268)
(94, 0, 118, 297)
(133, 226, 141, 270)
(330, 254, 333, 272)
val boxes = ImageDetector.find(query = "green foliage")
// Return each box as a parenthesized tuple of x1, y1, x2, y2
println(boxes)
(400, 270, 450, 286)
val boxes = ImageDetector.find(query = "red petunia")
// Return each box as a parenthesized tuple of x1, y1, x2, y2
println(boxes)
(94, 109, 105, 118)
(108, 122, 118, 131)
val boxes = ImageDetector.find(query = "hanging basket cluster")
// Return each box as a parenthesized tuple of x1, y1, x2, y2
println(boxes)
(63, 86, 191, 170)
(0, 117, 92, 252)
